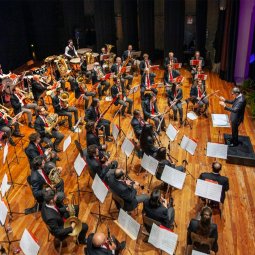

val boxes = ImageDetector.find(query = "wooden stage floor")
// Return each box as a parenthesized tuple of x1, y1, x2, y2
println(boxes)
(0, 68, 255, 255)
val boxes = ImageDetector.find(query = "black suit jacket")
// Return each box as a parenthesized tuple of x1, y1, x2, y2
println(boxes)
(91, 69, 105, 85)
(85, 106, 99, 122)
(199, 172, 229, 203)
(32, 81, 46, 101)
(86, 131, 101, 148)
(34, 116, 47, 138)
(86, 233, 112, 255)
(190, 85, 206, 98)
(110, 63, 122, 75)
(30, 170, 46, 201)
(140, 135, 158, 156)
(224, 94, 246, 123)
(131, 117, 143, 139)
(10, 94, 22, 114)
(164, 57, 178, 69)
(122, 50, 133, 61)
(141, 73, 155, 88)
(25, 142, 45, 168)
(41, 202, 73, 240)
(187, 219, 218, 252)
(167, 88, 183, 102)
(111, 84, 126, 105)
(142, 99, 159, 119)
(52, 95, 61, 113)
(139, 60, 152, 74)
(164, 69, 180, 84)
(108, 174, 138, 211)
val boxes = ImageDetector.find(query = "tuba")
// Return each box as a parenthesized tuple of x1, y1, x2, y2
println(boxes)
(45, 113, 59, 135)
(55, 56, 70, 80)
(64, 204, 82, 237)
(48, 167, 61, 186)
(105, 44, 114, 54)
(59, 91, 69, 109)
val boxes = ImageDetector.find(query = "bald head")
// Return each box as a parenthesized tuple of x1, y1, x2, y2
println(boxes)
(92, 232, 106, 247)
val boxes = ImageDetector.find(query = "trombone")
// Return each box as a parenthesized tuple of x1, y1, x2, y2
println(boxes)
(0, 108, 24, 126)
(0, 104, 10, 112)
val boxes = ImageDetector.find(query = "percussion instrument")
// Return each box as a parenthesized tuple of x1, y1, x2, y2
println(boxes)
(69, 58, 81, 71)
(77, 48, 92, 55)
(44, 55, 57, 63)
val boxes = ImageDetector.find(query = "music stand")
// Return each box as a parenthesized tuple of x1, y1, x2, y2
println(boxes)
(183, 99, 193, 129)
(121, 137, 135, 175)
(128, 85, 139, 112)
(62, 135, 73, 175)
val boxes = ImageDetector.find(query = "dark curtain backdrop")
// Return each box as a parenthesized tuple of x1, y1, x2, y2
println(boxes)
(164, 0, 185, 61)
(122, 0, 138, 50)
(196, 0, 208, 57)
(138, 0, 154, 57)
(220, 0, 240, 82)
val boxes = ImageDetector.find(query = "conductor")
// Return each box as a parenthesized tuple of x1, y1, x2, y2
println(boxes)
(219, 87, 246, 147)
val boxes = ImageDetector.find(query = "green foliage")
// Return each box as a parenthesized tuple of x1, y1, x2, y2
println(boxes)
(242, 79, 255, 117)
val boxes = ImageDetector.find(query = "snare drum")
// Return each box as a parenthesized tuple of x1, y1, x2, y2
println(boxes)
(70, 58, 81, 71)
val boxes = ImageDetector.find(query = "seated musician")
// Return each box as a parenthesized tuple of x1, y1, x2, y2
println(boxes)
(186, 206, 218, 255)
(167, 83, 183, 124)
(111, 77, 133, 116)
(34, 106, 64, 152)
(142, 93, 166, 133)
(108, 168, 149, 212)
(190, 51, 205, 75)
(86, 231, 126, 255)
(111, 57, 133, 90)
(164, 64, 180, 91)
(198, 162, 229, 204)
(140, 68, 158, 100)
(164, 51, 178, 70)
(190, 79, 209, 117)
(0, 108, 24, 146)
(131, 109, 146, 140)
(64, 39, 78, 59)
(194, 65, 205, 84)
(31, 75, 49, 108)
(25, 132, 59, 170)
(86, 144, 117, 181)
(122, 44, 133, 65)
(139, 53, 155, 76)
(91, 62, 110, 99)
(41, 189, 88, 243)
(143, 189, 175, 231)
(52, 88, 78, 131)
(85, 98, 112, 142)
(11, 86, 38, 128)
(99, 47, 107, 67)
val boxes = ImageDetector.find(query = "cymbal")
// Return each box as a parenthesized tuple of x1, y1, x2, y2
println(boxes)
(44, 55, 57, 63)
(77, 48, 92, 54)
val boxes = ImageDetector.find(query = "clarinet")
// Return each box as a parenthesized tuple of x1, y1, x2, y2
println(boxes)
(107, 227, 113, 245)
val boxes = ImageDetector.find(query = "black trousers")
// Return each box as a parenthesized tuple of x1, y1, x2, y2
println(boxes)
(231, 120, 241, 145)
(97, 118, 111, 137)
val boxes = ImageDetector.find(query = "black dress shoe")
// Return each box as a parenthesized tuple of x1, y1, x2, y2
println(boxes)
(117, 241, 126, 251)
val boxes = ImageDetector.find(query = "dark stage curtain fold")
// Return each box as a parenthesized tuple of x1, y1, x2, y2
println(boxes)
(220, 0, 240, 82)
(164, 0, 185, 61)
(138, 0, 154, 56)
(196, 0, 207, 58)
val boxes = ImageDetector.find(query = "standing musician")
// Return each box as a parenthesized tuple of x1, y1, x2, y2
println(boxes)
(122, 44, 133, 64)
(140, 68, 158, 100)
(52, 88, 78, 131)
(64, 39, 78, 59)
(164, 64, 180, 91)
(190, 79, 209, 117)
(11, 86, 38, 128)
(85, 98, 112, 142)
(131, 109, 146, 140)
(31, 75, 49, 108)
(167, 83, 183, 124)
(139, 53, 154, 75)
(34, 106, 64, 152)
(164, 51, 178, 70)
(111, 77, 133, 116)
(219, 87, 246, 147)
(91, 62, 110, 99)
(190, 51, 205, 75)
(111, 57, 133, 90)
(142, 93, 166, 133)
(0, 108, 24, 146)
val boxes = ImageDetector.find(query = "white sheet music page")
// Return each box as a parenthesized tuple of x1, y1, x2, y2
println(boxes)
(92, 174, 108, 203)
(187, 111, 198, 120)
(3, 143, 8, 164)
(206, 142, 228, 159)
(1, 174, 11, 197)
(180, 135, 189, 150)
(166, 124, 179, 141)
(121, 138, 134, 157)
(74, 153, 86, 177)
(211, 114, 230, 127)
(195, 179, 222, 202)
(186, 138, 197, 155)
(63, 135, 71, 152)
(20, 229, 40, 255)
(0, 199, 8, 225)
(112, 123, 119, 141)
(192, 250, 208, 255)
(161, 165, 186, 189)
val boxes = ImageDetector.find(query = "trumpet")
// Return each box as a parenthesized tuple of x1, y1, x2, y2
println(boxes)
(0, 109, 24, 126)
(0, 104, 10, 112)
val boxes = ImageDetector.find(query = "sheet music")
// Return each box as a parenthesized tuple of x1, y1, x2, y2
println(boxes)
(1, 174, 11, 197)
(166, 124, 179, 141)
(180, 135, 197, 155)
(211, 114, 230, 127)
(121, 138, 134, 157)
(3, 143, 8, 164)
(92, 174, 109, 203)
(148, 223, 178, 255)
(187, 111, 198, 120)
(74, 153, 86, 177)
(206, 142, 228, 159)
(63, 135, 71, 152)
(192, 251, 208, 255)
(195, 179, 222, 202)
(0, 199, 8, 225)
(117, 209, 140, 240)
(161, 165, 186, 189)
(112, 123, 119, 141)
(20, 229, 40, 255)
(141, 153, 158, 175)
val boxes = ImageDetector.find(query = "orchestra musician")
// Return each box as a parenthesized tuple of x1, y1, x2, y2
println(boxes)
(219, 87, 246, 147)
(142, 93, 166, 133)
(131, 109, 146, 140)
(85, 98, 112, 142)
(34, 106, 64, 152)
(164, 64, 180, 91)
(164, 51, 178, 70)
(167, 83, 183, 124)
(64, 39, 78, 59)
(86, 231, 126, 255)
(111, 57, 133, 90)
(11, 86, 38, 128)
(140, 68, 158, 100)
(108, 168, 149, 212)
(190, 79, 209, 117)
(193, 65, 206, 86)
(111, 77, 133, 116)
(190, 51, 205, 75)
(91, 62, 110, 99)
(139, 53, 155, 76)
(99, 47, 107, 67)
(52, 88, 78, 131)
(122, 44, 133, 64)
(31, 75, 49, 108)
(41, 189, 88, 243)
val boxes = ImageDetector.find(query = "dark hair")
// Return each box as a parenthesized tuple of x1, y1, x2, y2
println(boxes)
(197, 206, 212, 236)
(156, 147, 167, 161)
(29, 133, 40, 142)
(91, 98, 99, 107)
(43, 189, 55, 204)
(212, 162, 222, 173)
(32, 156, 44, 170)
(68, 39, 73, 44)
(87, 144, 97, 157)
(86, 121, 95, 132)
(133, 109, 140, 117)
(44, 161, 56, 175)
(149, 189, 161, 208)
(114, 169, 124, 179)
